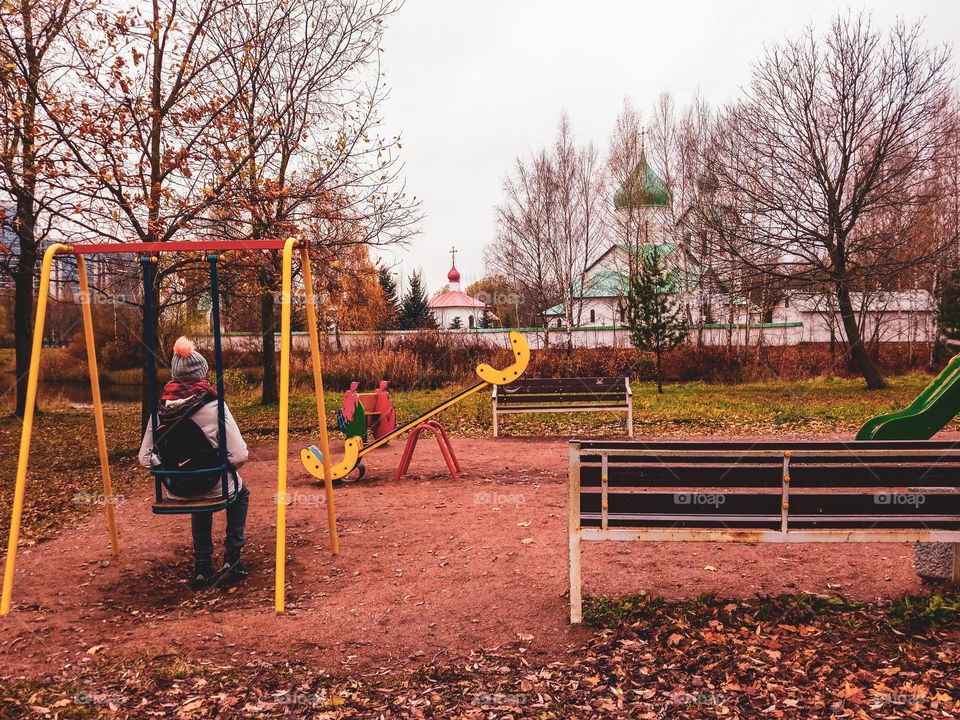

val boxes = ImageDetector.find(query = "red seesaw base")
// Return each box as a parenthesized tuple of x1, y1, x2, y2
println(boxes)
(395, 420, 461, 482)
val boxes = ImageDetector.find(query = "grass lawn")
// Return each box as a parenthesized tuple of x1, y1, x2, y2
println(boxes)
(0, 373, 948, 547)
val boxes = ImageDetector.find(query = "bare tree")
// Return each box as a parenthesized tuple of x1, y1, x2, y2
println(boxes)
(23, 0, 416, 417)
(545, 115, 606, 350)
(31, 0, 264, 422)
(204, 0, 417, 403)
(0, 0, 85, 416)
(928, 98, 960, 361)
(606, 98, 652, 278)
(489, 149, 559, 333)
(675, 96, 723, 346)
(705, 12, 953, 388)
(489, 115, 605, 343)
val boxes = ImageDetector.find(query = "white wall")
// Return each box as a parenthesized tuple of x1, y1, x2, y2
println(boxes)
(431, 306, 481, 329)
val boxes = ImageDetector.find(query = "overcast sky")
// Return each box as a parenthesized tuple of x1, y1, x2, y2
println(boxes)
(375, 0, 959, 297)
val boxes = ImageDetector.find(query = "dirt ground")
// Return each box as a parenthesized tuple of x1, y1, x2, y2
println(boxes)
(0, 434, 931, 680)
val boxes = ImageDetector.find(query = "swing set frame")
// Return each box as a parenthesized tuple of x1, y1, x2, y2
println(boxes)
(1, 236, 338, 616)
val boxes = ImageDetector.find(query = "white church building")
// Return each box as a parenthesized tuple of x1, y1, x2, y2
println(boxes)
(428, 254, 492, 329)
(544, 151, 934, 346)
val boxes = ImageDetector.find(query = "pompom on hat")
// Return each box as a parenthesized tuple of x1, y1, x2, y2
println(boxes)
(170, 336, 209, 381)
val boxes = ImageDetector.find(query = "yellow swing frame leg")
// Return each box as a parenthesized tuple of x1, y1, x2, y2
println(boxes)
(77, 255, 120, 558)
(275, 238, 340, 614)
(299, 246, 339, 555)
(276, 239, 295, 613)
(2, 244, 70, 615)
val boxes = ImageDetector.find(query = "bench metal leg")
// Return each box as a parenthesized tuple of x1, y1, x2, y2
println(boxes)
(569, 526, 582, 623)
(568, 444, 582, 622)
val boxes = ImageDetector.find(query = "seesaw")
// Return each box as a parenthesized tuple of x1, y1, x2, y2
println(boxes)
(300, 331, 531, 481)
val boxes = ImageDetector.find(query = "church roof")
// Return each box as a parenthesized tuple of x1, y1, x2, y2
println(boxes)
(584, 241, 675, 274)
(613, 153, 671, 209)
(428, 289, 487, 309)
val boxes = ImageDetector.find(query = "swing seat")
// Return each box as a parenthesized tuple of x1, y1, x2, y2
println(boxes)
(150, 465, 239, 515)
(152, 496, 232, 514)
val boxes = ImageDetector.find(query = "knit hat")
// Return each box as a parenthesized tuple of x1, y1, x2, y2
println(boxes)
(171, 336, 209, 381)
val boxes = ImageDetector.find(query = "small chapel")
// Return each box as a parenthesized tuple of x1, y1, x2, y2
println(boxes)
(427, 248, 493, 329)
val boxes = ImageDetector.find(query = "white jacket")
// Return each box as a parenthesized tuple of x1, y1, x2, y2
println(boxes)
(139, 398, 249, 499)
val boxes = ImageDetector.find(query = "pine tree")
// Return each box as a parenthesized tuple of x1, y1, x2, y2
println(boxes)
(377, 264, 400, 330)
(448, 316, 463, 330)
(399, 270, 436, 330)
(939, 269, 960, 341)
(478, 308, 494, 329)
(619, 246, 687, 393)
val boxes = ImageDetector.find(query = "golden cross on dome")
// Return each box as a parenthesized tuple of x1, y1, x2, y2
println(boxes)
(450, 246, 457, 267)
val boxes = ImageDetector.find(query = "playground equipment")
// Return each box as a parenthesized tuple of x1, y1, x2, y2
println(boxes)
(395, 420, 460, 482)
(301, 331, 531, 481)
(337, 381, 398, 444)
(856, 353, 960, 440)
(142, 254, 239, 514)
(1, 237, 343, 616)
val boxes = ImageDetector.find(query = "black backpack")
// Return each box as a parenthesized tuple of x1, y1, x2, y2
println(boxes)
(154, 394, 223, 497)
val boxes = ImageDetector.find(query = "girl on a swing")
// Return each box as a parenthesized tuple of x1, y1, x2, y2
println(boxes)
(138, 337, 250, 588)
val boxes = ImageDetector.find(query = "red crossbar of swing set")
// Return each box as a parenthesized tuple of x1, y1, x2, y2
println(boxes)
(66, 239, 306, 254)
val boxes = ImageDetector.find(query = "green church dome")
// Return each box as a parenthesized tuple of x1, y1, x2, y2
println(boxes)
(613, 153, 671, 209)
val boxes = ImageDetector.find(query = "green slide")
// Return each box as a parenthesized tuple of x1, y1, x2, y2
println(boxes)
(856, 353, 960, 440)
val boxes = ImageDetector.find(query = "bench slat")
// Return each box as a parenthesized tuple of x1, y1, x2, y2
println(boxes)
(580, 517, 960, 530)
(579, 490, 960, 515)
(581, 514, 781, 529)
(789, 517, 960, 529)
(498, 393, 627, 404)
(498, 403, 628, 412)
(575, 439, 960, 452)
(580, 463, 960, 488)
(580, 491, 781, 516)
(504, 377, 626, 392)
(790, 492, 960, 516)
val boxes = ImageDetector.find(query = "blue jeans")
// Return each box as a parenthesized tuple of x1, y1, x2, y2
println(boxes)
(191, 484, 249, 562)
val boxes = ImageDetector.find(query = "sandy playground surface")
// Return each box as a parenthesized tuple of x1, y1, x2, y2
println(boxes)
(0, 434, 930, 679)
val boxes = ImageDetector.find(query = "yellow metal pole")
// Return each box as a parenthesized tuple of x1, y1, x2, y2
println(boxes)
(299, 246, 339, 555)
(275, 237, 298, 613)
(2, 243, 71, 616)
(77, 255, 120, 557)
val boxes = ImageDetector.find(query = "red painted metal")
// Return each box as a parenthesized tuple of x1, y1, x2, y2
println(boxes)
(429, 421, 460, 472)
(395, 420, 459, 482)
(67, 239, 303, 255)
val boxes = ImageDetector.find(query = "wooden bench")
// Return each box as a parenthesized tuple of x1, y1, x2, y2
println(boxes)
(567, 439, 960, 622)
(492, 377, 633, 437)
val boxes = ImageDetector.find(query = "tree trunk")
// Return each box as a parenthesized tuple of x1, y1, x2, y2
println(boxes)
(12, 201, 37, 418)
(725, 304, 734, 352)
(140, 281, 162, 432)
(836, 282, 886, 389)
(260, 291, 278, 405)
(829, 325, 837, 373)
(141, 0, 165, 428)
(928, 274, 942, 371)
(12, 24, 40, 419)
(655, 346, 664, 394)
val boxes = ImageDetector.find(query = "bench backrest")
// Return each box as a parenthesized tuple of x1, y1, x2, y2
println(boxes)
(497, 377, 629, 407)
(570, 439, 960, 537)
